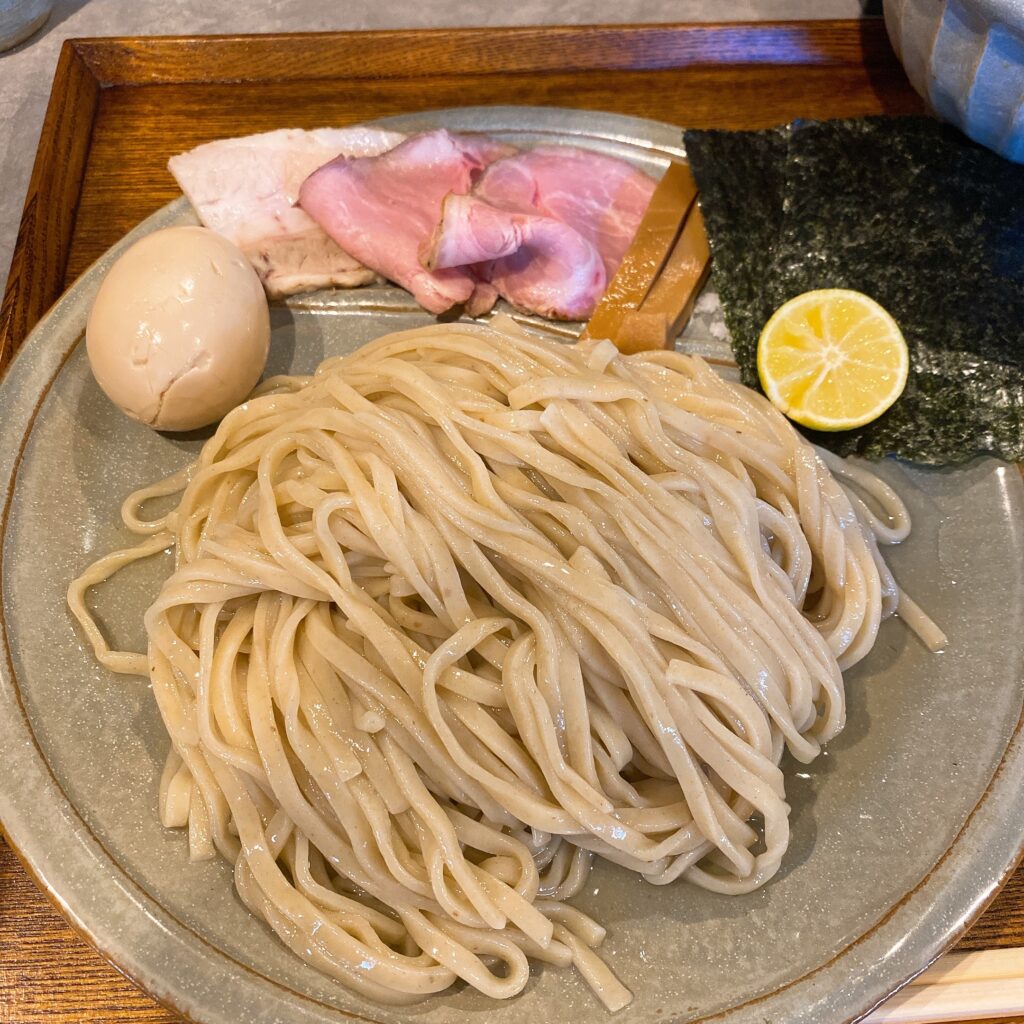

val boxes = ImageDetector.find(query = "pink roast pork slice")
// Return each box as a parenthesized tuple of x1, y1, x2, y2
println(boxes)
(298, 129, 516, 316)
(168, 126, 406, 298)
(473, 145, 658, 281)
(427, 194, 606, 320)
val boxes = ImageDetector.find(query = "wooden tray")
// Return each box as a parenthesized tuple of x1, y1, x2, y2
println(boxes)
(0, 21, 1021, 1024)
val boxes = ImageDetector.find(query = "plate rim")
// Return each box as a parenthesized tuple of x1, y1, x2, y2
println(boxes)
(1, 104, 1023, 1024)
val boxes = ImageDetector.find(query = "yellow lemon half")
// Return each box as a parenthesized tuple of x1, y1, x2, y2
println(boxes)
(756, 289, 909, 431)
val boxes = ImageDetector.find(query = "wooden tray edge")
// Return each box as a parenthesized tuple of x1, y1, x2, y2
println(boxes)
(0, 18, 900, 376)
(0, 40, 99, 375)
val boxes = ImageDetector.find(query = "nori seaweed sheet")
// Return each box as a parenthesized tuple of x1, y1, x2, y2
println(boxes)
(684, 127, 789, 379)
(684, 116, 1024, 463)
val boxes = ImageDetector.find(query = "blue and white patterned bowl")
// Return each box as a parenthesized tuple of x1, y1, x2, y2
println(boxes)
(0, 0, 51, 51)
(884, 0, 1024, 162)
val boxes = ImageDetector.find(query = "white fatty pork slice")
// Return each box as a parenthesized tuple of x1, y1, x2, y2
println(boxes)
(426, 194, 606, 320)
(473, 145, 657, 281)
(298, 129, 516, 316)
(168, 127, 406, 298)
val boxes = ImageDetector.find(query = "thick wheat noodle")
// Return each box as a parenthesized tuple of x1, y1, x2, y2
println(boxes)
(67, 316, 944, 1010)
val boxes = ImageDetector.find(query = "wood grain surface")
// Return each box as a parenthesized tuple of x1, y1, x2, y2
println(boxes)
(0, 19, 1019, 1024)
(0, 42, 98, 374)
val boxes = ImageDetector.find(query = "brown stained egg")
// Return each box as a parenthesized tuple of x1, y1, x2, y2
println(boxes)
(86, 226, 271, 431)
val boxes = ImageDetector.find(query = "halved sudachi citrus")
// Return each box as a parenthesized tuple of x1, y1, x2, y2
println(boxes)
(756, 289, 909, 431)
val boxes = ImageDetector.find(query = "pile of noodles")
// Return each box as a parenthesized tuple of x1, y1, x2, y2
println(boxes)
(69, 316, 942, 1010)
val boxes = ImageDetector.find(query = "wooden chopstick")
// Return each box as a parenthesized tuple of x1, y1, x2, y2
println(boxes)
(582, 161, 699, 351)
(864, 949, 1024, 1023)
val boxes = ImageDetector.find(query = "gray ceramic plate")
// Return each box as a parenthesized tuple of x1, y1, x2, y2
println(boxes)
(1, 107, 1023, 1024)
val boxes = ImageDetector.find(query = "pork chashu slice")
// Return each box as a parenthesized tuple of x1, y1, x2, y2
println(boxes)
(169, 127, 406, 298)
(299, 129, 517, 315)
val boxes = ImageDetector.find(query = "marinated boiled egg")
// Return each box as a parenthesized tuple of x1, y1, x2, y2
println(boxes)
(86, 226, 270, 431)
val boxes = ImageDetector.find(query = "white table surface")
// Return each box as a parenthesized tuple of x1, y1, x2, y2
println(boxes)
(0, 0, 876, 292)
